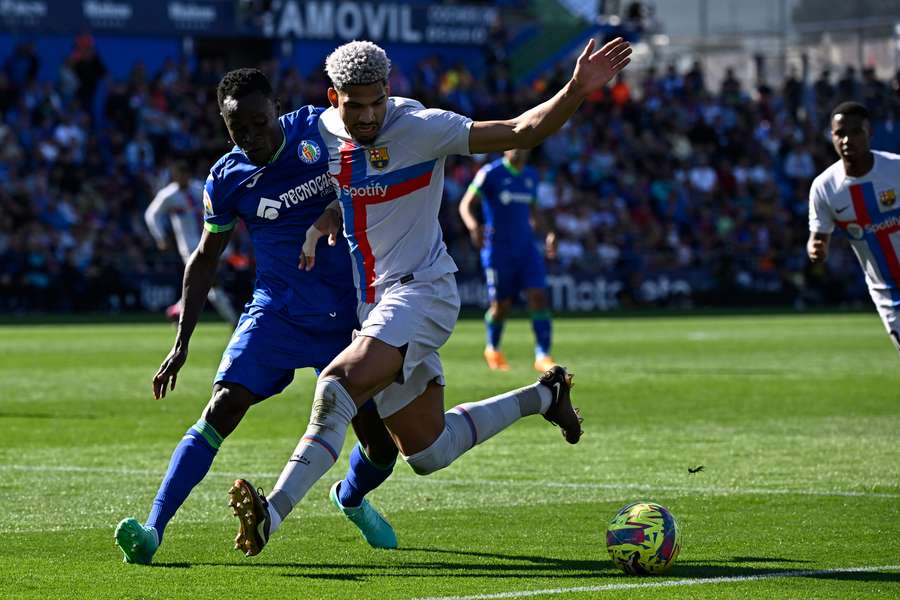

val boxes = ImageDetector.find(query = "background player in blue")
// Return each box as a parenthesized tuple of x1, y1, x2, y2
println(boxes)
(114, 69, 398, 564)
(459, 148, 558, 372)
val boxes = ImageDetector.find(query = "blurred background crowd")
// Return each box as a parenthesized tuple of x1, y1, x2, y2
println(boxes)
(1, 22, 898, 314)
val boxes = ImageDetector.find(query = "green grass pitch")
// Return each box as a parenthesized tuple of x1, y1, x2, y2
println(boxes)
(0, 313, 898, 599)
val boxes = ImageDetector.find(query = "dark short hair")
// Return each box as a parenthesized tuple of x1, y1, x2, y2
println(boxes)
(217, 68, 273, 109)
(830, 101, 869, 121)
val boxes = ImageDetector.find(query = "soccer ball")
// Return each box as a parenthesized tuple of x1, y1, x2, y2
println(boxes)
(606, 501, 681, 575)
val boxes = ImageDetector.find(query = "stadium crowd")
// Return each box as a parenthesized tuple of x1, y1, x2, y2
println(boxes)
(2, 33, 899, 313)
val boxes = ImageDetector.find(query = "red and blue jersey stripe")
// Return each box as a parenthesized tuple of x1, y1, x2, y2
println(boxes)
(849, 182, 900, 307)
(335, 143, 436, 303)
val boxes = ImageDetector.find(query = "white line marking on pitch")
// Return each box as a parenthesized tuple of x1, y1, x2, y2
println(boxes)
(411, 564, 900, 600)
(1, 464, 898, 499)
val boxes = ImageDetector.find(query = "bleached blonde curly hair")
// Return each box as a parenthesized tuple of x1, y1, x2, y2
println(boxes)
(325, 40, 391, 90)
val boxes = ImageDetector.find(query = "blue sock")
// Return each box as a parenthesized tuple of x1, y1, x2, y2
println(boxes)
(338, 442, 395, 508)
(146, 419, 222, 542)
(531, 309, 553, 357)
(485, 310, 505, 349)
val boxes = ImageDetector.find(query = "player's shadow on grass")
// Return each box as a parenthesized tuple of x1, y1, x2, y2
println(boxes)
(670, 562, 900, 584)
(154, 549, 899, 584)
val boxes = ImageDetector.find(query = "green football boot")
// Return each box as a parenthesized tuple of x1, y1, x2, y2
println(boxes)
(114, 518, 159, 564)
(330, 481, 397, 549)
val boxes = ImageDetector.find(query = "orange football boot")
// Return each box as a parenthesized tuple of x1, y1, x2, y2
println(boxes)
(534, 355, 557, 373)
(484, 347, 511, 371)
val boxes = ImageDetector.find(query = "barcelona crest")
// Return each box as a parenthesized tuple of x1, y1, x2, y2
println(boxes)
(879, 188, 896, 208)
(368, 147, 390, 170)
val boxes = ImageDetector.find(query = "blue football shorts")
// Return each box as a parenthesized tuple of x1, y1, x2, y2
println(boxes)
(481, 242, 548, 303)
(213, 303, 356, 398)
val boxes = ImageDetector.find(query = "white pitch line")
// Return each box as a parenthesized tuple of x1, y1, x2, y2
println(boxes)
(411, 564, 900, 600)
(1, 464, 898, 499)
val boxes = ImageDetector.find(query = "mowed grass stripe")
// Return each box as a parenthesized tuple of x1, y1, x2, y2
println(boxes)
(1, 464, 898, 499)
(411, 564, 900, 600)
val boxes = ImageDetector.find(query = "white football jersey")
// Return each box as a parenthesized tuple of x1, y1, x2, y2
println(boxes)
(144, 179, 205, 260)
(809, 150, 900, 319)
(318, 97, 473, 303)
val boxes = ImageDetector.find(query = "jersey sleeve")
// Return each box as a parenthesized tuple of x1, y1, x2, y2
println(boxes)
(203, 173, 238, 233)
(808, 179, 834, 234)
(144, 184, 176, 244)
(409, 108, 474, 159)
(468, 164, 490, 197)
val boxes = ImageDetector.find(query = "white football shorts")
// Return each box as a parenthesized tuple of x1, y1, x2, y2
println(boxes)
(356, 273, 460, 417)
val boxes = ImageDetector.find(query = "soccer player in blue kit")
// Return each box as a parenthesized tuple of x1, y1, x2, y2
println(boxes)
(114, 69, 398, 564)
(459, 148, 557, 372)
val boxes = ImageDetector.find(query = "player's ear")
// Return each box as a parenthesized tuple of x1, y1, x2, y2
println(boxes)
(273, 98, 281, 115)
(327, 87, 339, 108)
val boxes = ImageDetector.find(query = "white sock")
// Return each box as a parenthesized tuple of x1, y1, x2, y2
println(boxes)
(536, 384, 552, 414)
(266, 502, 283, 535)
(406, 383, 549, 475)
(267, 377, 356, 523)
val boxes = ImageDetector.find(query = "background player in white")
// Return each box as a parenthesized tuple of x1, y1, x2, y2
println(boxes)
(228, 38, 631, 555)
(808, 101, 900, 353)
(144, 160, 239, 325)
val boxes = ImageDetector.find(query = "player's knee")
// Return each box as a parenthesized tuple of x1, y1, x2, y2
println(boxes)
(203, 385, 254, 435)
(491, 302, 510, 321)
(310, 377, 357, 429)
(404, 428, 454, 476)
(527, 289, 548, 310)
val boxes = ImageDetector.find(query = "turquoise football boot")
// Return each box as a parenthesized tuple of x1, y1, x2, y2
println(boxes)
(330, 481, 397, 549)
(115, 518, 159, 564)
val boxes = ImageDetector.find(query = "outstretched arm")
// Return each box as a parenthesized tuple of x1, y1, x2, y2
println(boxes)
(144, 186, 175, 251)
(152, 228, 232, 399)
(468, 38, 631, 154)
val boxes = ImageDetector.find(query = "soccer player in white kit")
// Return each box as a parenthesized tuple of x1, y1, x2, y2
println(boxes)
(228, 38, 632, 555)
(144, 161, 239, 325)
(808, 101, 900, 353)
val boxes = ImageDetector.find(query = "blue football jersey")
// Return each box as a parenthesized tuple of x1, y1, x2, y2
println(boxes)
(203, 106, 356, 326)
(469, 157, 539, 252)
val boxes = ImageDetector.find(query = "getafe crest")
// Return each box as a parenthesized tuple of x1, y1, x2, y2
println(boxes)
(203, 188, 213, 216)
(299, 140, 321, 164)
(368, 147, 390, 170)
(879, 188, 896, 208)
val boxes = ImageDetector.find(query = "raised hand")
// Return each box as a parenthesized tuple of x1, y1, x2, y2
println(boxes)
(570, 37, 632, 96)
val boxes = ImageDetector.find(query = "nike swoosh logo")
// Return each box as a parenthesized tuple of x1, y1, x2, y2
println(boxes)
(257, 515, 268, 542)
(329, 312, 337, 317)
(245, 171, 265, 189)
(552, 381, 561, 402)
(835, 206, 850, 214)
